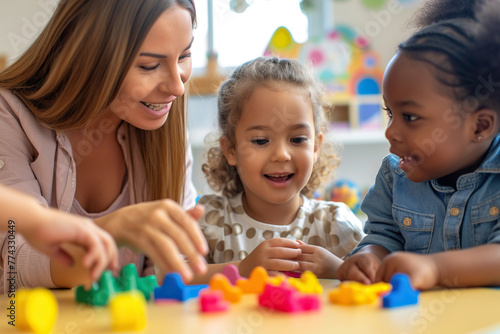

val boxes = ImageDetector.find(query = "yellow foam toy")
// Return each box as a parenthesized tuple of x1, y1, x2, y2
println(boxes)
(16, 288, 58, 334)
(329, 281, 392, 305)
(110, 291, 147, 332)
(287, 271, 323, 294)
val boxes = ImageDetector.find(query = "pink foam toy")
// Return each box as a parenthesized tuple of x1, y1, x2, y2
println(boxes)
(258, 283, 321, 313)
(221, 264, 242, 285)
(199, 290, 229, 313)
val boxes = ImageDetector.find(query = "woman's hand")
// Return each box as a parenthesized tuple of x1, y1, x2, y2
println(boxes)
(238, 238, 301, 277)
(94, 200, 208, 283)
(295, 240, 343, 278)
(23, 207, 119, 282)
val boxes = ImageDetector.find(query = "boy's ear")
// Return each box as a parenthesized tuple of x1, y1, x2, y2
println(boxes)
(472, 108, 497, 142)
(313, 132, 323, 163)
(220, 136, 237, 166)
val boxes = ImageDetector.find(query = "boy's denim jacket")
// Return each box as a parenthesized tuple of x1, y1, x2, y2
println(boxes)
(351, 135, 500, 255)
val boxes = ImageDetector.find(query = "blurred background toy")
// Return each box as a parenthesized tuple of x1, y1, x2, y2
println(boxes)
(325, 179, 363, 213)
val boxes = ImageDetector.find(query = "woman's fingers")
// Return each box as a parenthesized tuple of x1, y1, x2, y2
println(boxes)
(167, 202, 208, 255)
(141, 225, 195, 282)
(76, 222, 119, 280)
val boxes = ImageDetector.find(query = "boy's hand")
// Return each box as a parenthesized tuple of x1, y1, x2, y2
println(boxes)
(238, 238, 301, 277)
(295, 240, 342, 278)
(376, 252, 440, 290)
(337, 252, 381, 284)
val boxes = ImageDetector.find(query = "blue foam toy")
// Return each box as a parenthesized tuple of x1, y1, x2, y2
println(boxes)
(154, 273, 208, 302)
(382, 273, 420, 308)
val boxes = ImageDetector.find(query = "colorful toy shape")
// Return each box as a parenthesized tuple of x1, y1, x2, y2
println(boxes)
(110, 291, 147, 332)
(236, 266, 269, 294)
(287, 271, 323, 294)
(221, 264, 242, 285)
(282, 271, 302, 278)
(199, 290, 230, 313)
(382, 273, 420, 308)
(154, 273, 208, 302)
(76, 270, 116, 306)
(329, 281, 392, 305)
(258, 283, 321, 313)
(16, 288, 58, 334)
(209, 273, 243, 303)
(327, 179, 363, 213)
(75, 264, 158, 306)
(264, 26, 303, 59)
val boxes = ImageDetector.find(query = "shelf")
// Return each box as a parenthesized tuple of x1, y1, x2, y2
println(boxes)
(188, 129, 387, 148)
(332, 130, 387, 145)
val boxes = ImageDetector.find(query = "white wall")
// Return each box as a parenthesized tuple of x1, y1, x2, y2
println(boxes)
(0, 0, 58, 64)
(332, 0, 420, 68)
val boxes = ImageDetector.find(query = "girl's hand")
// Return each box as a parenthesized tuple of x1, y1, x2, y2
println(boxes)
(295, 240, 343, 278)
(238, 238, 301, 277)
(336, 252, 381, 284)
(376, 252, 440, 290)
(94, 200, 208, 283)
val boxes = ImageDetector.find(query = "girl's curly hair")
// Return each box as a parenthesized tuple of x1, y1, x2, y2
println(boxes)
(202, 57, 340, 198)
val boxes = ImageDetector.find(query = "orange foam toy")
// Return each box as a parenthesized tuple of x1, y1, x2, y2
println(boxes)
(209, 273, 243, 303)
(236, 266, 269, 294)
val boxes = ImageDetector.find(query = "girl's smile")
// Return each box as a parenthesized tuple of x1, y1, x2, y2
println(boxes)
(264, 172, 296, 188)
(223, 85, 322, 222)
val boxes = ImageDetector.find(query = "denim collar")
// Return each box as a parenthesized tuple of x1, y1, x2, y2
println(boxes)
(476, 134, 500, 173)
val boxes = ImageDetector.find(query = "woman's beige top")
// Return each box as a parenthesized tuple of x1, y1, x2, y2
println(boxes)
(0, 88, 197, 293)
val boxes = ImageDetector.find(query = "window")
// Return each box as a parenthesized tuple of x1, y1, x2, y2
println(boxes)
(191, 0, 308, 69)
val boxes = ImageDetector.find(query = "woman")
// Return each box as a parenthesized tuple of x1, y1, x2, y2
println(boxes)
(0, 0, 207, 292)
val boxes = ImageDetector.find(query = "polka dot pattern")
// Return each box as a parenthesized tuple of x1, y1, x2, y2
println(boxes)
(233, 224, 243, 235)
(308, 236, 327, 248)
(223, 249, 234, 262)
(246, 228, 256, 239)
(238, 250, 248, 260)
(331, 234, 340, 247)
(290, 227, 303, 239)
(205, 210, 220, 225)
(263, 230, 274, 240)
(198, 193, 364, 266)
(233, 205, 245, 215)
(216, 241, 225, 252)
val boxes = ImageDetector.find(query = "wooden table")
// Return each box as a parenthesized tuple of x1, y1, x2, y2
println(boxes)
(1, 281, 500, 334)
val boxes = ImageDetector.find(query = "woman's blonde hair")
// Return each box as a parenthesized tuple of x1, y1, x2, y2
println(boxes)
(0, 0, 196, 203)
(202, 57, 339, 198)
